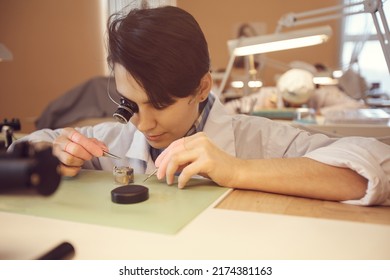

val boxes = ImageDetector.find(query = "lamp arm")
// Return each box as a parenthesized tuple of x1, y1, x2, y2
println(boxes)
(215, 51, 236, 102)
(370, 1, 390, 73)
(216, 37, 246, 101)
(351, 1, 390, 74)
(275, 2, 364, 32)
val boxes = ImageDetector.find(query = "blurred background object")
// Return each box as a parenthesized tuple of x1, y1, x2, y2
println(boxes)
(0, 43, 13, 62)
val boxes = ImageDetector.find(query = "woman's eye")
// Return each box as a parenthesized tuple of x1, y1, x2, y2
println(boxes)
(154, 104, 168, 110)
(121, 98, 139, 113)
(128, 101, 139, 112)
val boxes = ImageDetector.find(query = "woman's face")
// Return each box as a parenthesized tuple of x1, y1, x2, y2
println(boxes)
(114, 63, 204, 149)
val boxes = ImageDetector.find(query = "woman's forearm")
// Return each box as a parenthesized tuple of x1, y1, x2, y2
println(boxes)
(232, 157, 368, 201)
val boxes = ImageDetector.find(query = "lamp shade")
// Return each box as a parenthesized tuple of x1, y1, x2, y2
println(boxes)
(228, 25, 332, 57)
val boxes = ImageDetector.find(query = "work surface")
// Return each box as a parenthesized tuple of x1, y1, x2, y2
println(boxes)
(1, 170, 389, 260)
(0, 170, 227, 235)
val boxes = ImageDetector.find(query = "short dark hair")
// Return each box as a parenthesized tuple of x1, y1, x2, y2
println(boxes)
(107, 6, 210, 108)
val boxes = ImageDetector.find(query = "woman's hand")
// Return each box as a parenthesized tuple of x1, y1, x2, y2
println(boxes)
(52, 127, 108, 177)
(155, 132, 241, 188)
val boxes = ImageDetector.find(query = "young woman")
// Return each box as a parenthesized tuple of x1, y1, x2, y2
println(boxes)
(15, 6, 390, 206)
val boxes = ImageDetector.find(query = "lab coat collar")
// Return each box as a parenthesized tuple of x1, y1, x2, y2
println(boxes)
(126, 129, 155, 172)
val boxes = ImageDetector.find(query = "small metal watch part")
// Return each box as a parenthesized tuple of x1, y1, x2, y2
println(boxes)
(113, 166, 134, 184)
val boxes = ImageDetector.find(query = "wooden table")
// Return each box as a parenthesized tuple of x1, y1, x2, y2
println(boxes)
(217, 189, 390, 225)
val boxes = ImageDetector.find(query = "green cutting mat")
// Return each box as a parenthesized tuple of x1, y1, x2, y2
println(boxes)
(0, 170, 228, 235)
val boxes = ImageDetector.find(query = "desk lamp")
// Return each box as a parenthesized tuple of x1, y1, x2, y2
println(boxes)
(276, 0, 390, 74)
(216, 24, 332, 100)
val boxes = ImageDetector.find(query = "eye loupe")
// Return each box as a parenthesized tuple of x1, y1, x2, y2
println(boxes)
(112, 98, 138, 124)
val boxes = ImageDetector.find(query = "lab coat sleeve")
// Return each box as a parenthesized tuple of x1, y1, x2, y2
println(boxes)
(11, 122, 122, 147)
(9, 122, 142, 173)
(11, 128, 63, 145)
(304, 137, 390, 206)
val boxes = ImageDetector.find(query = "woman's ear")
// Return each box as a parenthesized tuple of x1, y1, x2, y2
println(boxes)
(197, 72, 212, 102)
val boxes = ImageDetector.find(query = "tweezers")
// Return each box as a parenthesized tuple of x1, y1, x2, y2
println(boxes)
(143, 169, 158, 182)
(102, 150, 122, 160)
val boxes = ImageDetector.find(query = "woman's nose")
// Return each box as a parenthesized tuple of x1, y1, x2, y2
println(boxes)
(132, 110, 156, 132)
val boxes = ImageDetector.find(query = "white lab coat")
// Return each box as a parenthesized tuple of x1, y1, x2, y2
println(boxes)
(19, 96, 390, 206)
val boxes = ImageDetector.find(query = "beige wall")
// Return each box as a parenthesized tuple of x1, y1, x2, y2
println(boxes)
(0, 0, 106, 133)
(0, 0, 341, 133)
